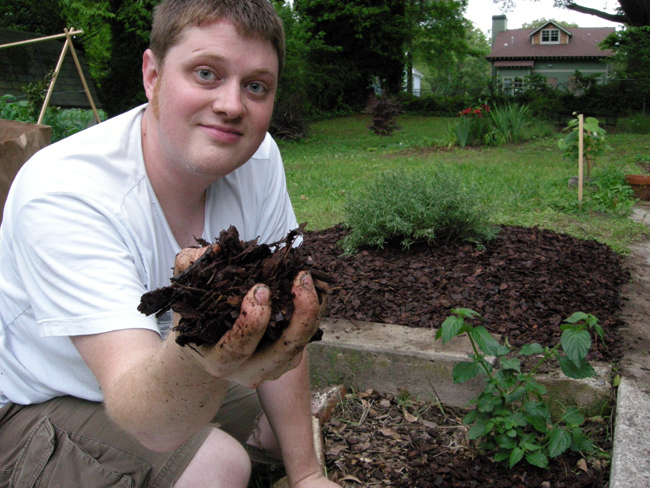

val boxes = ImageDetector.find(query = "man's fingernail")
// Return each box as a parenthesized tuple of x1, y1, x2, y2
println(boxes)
(254, 285, 270, 305)
(301, 272, 313, 289)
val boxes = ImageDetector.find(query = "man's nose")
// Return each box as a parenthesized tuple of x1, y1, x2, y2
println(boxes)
(212, 80, 245, 119)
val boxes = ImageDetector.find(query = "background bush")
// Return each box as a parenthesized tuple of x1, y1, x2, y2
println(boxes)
(339, 167, 499, 254)
(0, 94, 106, 143)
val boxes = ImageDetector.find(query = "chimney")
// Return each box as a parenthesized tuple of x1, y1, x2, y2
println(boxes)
(492, 15, 508, 47)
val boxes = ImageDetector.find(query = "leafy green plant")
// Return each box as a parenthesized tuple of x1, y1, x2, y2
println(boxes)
(436, 308, 603, 469)
(489, 102, 530, 144)
(0, 95, 31, 121)
(0, 95, 106, 143)
(339, 167, 498, 254)
(450, 115, 472, 148)
(588, 167, 637, 215)
(558, 115, 612, 178)
(618, 114, 650, 135)
(450, 104, 491, 147)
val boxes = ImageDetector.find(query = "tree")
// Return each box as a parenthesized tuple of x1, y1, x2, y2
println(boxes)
(0, 0, 67, 35)
(294, 0, 410, 112)
(417, 25, 490, 97)
(495, 0, 650, 27)
(521, 18, 578, 29)
(100, 0, 157, 115)
(405, 0, 469, 95)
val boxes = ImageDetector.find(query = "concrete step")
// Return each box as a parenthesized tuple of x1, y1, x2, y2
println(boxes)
(308, 317, 612, 417)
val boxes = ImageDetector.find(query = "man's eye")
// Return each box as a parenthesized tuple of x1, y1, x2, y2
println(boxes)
(197, 69, 215, 81)
(248, 82, 266, 95)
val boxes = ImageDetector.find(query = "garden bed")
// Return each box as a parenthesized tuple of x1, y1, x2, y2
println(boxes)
(291, 223, 632, 487)
(303, 224, 629, 363)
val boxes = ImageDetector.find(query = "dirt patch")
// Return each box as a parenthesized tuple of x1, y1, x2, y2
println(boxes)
(322, 389, 611, 488)
(303, 224, 630, 362)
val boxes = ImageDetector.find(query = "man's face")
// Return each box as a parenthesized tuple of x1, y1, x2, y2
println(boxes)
(144, 20, 278, 181)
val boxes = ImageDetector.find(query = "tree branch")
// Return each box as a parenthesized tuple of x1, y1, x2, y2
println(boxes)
(564, 2, 629, 25)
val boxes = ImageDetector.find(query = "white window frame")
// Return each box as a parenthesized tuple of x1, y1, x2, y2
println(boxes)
(541, 29, 560, 44)
(501, 77, 524, 95)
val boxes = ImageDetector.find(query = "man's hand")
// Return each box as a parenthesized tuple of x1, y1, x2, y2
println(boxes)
(171, 246, 325, 388)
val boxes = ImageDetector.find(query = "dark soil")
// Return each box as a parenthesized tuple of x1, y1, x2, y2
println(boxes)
(295, 224, 626, 487)
(320, 389, 611, 488)
(138, 225, 327, 348)
(303, 224, 629, 362)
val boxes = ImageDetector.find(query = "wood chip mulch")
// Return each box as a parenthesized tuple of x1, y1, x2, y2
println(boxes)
(303, 224, 630, 362)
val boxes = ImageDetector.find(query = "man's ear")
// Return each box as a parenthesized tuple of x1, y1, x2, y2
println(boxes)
(142, 49, 160, 101)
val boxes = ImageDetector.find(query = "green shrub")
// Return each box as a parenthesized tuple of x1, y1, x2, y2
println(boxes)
(451, 104, 492, 147)
(618, 114, 650, 134)
(339, 167, 498, 254)
(437, 309, 602, 469)
(0, 95, 106, 143)
(489, 102, 530, 144)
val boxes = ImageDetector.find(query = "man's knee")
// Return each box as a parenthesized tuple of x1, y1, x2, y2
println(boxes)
(175, 428, 251, 488)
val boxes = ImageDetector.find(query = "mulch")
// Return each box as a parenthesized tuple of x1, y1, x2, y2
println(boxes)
(295, 224, 626, 487)
(303, 224, 629, 362)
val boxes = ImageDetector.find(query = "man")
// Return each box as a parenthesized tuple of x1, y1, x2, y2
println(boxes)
(0, 1, 340, 487)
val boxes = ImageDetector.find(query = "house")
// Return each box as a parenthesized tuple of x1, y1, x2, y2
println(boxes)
(411, 68, 424, 97)
(0, 28, 101, 110)
(486, 15, 615, 94)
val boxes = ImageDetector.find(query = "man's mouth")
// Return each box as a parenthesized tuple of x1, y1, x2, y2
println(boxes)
(200, 124, 244, 143)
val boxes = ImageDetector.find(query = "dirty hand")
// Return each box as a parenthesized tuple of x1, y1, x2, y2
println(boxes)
(171, 245, 325, 388)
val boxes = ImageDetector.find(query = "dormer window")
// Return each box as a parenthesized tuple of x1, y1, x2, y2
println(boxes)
(541, 29, 560, 44)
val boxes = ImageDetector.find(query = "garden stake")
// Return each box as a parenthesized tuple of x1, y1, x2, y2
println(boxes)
(578, 114, 584, 210)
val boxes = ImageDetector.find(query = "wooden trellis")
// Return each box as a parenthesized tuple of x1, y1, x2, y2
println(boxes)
(0, 28, 101, 125)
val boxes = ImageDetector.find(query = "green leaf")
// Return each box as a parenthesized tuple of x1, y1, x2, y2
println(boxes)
(453, 361, 481, 383)
(570, 427, 593, 452)
(561, 329, 591, 366)
(564, 311, 589, 324)
(468, 419, 493, 439)
(463, 409, 478, 425)
(520, 343, 544, 356)
(469, 326, 509, 356)
(454, 308, 481, 320)
(509, 447, 524, 468)
(526, 414, 549, 434)
(525, 401, 550, 420)
(496, 434, 516, 449)
(521, 376, 547, 397)
(505, 411, 528, 429)
(559, 356, 596, 379)
(562, 407, 585, 427)
(594, 324, 605, 341)
(548, 428, 571, 458)
(526, 451, 549, 469)
(438, 316, 465, 343)
(477, 393, 503, 413)
(500, 358, 521, 372)
(493, 450, 510, 463)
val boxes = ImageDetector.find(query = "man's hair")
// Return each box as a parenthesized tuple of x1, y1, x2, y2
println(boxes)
(150, 0, 285, 74)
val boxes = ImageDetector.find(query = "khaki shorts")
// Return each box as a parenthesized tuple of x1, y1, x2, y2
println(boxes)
(0, 383, 269, 488)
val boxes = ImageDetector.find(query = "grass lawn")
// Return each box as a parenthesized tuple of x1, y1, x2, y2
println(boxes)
(278, 114, 650, 254)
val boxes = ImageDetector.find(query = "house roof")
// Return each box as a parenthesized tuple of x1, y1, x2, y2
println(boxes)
(487, 25, 615, 60)
(0, 28, 101, 109)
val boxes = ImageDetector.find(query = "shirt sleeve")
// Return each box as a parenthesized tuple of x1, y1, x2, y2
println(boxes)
(9, 192, 158, 337)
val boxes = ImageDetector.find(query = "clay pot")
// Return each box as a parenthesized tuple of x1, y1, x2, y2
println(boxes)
(625, 174, 650, 200)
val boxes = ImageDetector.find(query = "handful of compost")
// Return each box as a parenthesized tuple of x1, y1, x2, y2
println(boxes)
(138, 224, 329, 349)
